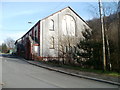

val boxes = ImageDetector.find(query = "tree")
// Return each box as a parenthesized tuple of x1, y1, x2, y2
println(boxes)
(0, 45, 2, 53)
(1, 43, 8, 53)
(74, 27, 103, 69)
(86, 1, 119, 71)
(57, 33, 77, 65)
(4, 38, 15, 49)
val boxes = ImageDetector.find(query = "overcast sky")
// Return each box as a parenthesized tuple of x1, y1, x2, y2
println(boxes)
(0, 1, 118, 45)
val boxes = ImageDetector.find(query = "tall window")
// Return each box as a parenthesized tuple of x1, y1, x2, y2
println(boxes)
(49, 19, 54, 31)
(34, 30, 37, 42)
(62, 15, 75, 36)
(50, 37, 55, 49)
(35, 31, 37, 37)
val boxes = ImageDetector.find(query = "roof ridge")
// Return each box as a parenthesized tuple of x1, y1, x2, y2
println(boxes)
(41, 6, 70, 21)
(17, 6, 90, 41)
(40, 6, 90, 27)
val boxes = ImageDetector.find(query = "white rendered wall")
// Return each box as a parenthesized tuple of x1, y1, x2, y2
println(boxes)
(40, 7, 90, 57)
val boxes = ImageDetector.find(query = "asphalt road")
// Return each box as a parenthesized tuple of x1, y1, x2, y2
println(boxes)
(1, 55, 119, 88)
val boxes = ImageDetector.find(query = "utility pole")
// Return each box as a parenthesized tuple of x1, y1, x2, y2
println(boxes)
(103, 8, 111, 71)
(117, 1, 120, 73)
(98, 0, 106, 71)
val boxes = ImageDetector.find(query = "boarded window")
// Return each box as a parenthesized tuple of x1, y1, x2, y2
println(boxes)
(62, 15, 75, 36)
(33, 29, 39, 44)
(35, 31, 37, 37)
(34, 30, 37, 42)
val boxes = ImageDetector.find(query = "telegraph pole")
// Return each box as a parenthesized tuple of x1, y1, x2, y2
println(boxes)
(98, 0, 106, 71)
(117, 1, 120, 73)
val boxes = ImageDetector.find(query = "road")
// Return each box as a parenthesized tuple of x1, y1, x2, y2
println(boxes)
(1, 54, 119, 88)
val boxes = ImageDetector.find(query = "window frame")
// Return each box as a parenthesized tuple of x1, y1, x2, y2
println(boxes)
(49, 36, 55, 49)
(49, 19, 54, 31)
(62, 15, 76, 36)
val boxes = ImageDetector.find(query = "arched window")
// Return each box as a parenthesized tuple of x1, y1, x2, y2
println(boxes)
(62, 15, 75, 36)
(49, 37, 55, 49)
(49, 19, 54, 31)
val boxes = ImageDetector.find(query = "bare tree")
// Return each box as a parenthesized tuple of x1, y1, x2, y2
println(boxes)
(88, 1, 118, 19)
(58, 34, 77, 65)
(4, 38, 15, 49)
(87, 1, 119, 71)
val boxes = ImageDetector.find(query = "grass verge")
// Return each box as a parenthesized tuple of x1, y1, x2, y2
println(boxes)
(39, 61, 120, 77)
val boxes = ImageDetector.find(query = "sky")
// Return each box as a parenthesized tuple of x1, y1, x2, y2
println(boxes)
(0, 1, 118, 45)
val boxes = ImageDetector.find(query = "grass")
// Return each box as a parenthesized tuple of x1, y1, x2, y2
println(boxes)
(105, 72, 120, 77)
(63, 65, 120, 77)
(40, 61, 120, 77)
(65, 66, 120, 77)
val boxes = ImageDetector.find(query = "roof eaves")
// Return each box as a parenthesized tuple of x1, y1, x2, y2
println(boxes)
(21, 20, 41, 39)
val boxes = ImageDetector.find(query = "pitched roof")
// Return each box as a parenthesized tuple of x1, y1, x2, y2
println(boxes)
(16, 6, 89, 42)
(41, 6, 89, 26)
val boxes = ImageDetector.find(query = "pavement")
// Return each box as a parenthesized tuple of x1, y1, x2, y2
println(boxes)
(20, 58, 120, 86)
